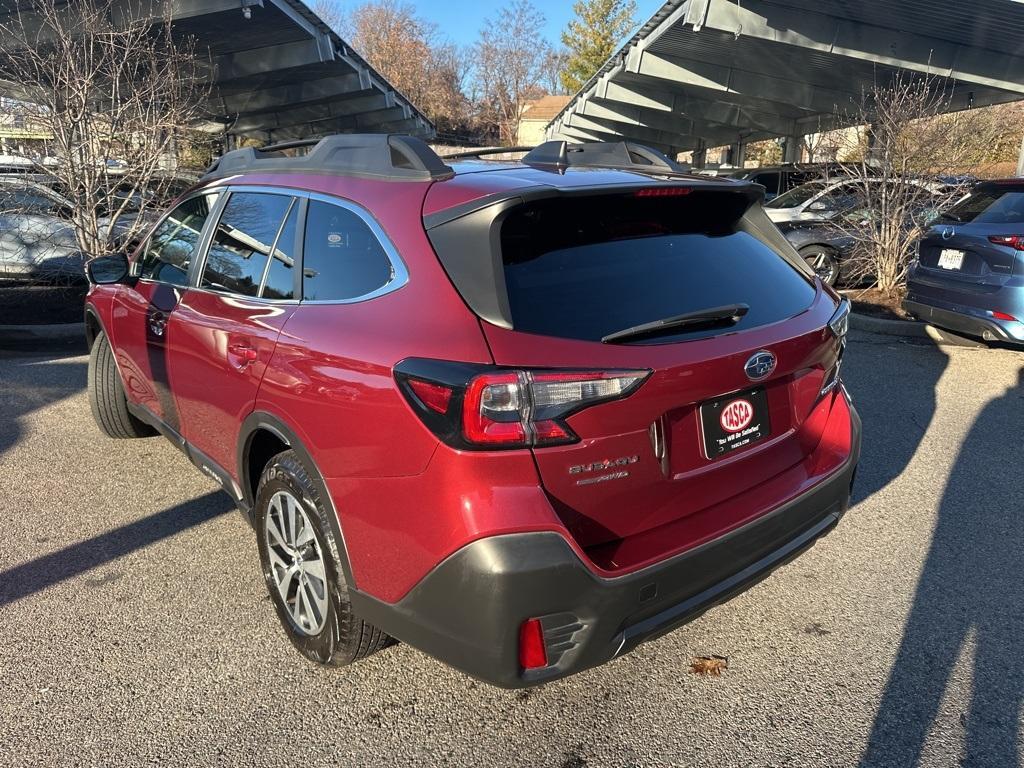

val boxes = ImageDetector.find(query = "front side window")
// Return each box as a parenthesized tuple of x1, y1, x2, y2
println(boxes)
(302, 200, 394, 301)
(766, 181, 827, 209)
(139, 193, 218, 286)
(200, 192, 294, 297)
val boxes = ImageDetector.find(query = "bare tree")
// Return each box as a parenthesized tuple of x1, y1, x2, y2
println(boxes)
(824, 72, 1006, 296)
(344, 1, 471, 137)
(474, 0, 552, 145)
(0, 0, 208, 263)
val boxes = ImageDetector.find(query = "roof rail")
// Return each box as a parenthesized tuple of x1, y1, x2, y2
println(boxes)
(522, 140, 690, 174)
(440, 146, 533, 160)
(202, 134, 454, 182)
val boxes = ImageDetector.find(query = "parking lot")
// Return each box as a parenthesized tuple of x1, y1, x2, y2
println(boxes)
(1, 331, 1022, 767)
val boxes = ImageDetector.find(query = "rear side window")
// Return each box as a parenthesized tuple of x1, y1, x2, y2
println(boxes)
(139, 193, 218, 286)
(946, 188, 1024, 224)
(302, 200, 394, 301)
(201, 192, 294, 297)
(751, 172, 780, 196)
(500, 193, 815, 343)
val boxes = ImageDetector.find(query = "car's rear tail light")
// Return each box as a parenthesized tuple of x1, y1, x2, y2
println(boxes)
(820, 299, 850, 397)
(518, 618, 548, 670)
(990, 310, 1019, 322)
(988, 235, 1024, 250)
(395, 360, 649, 450)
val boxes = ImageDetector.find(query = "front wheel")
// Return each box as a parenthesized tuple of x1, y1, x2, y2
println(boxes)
(800, 246, 840, 286)
(87, 330, 156, 439)
(255, 450, 390, 667)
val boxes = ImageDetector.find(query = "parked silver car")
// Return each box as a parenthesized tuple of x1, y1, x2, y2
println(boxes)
(765, 177, 944, 225)
(0, 177, 84, 281)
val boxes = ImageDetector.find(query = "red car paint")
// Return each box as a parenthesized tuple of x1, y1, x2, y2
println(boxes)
(86, 142, 858, 680)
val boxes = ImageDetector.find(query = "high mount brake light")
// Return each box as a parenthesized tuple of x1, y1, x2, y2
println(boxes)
(633, 186, 692, 197)
(394, 360, 650, 450)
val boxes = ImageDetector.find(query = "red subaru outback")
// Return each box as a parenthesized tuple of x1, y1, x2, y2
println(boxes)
(84, 135, 859, 688)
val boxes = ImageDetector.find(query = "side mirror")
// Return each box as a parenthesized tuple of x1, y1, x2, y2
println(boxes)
(806, 200, 830, 212)
(86, 252, 130, 284)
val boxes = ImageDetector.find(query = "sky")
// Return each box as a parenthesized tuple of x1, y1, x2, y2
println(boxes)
(335, 0, 665, 48)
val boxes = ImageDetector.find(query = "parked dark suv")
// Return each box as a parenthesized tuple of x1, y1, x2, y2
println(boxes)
(84, 135, 860, 688)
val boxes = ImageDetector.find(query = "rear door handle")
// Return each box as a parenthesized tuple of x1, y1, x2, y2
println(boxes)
(227, 342, 257, 368)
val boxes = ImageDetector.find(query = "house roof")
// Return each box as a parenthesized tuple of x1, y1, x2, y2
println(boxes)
(521, 95, 572, 122)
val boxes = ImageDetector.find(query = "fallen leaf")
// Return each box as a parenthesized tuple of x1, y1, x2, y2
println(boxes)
(689, 655, 729, 677)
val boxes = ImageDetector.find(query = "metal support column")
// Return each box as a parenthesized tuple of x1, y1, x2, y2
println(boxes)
(782, 134, 801, 163)
(1016, 132, 1024, 177)
(727, 141, 746, 168)
(692, 139, 707, 169)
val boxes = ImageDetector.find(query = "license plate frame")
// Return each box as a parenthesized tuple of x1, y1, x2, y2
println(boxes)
(699, 387, 771, 460)
(938, 248, 965, 270)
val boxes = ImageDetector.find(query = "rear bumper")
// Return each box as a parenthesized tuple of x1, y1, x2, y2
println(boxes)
(903, 298, 1024, 344)
(352, 402, 861, 688)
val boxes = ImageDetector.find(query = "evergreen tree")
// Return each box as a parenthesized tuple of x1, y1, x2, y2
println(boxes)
(560, 0, 637, 94)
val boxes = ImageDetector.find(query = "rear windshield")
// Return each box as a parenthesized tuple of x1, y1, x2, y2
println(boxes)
(943, 187, 1024, 224)
(500, 193, 815, 343)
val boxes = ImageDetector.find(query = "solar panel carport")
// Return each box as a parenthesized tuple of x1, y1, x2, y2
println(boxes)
(0, 0, 434, 141)
(546, 0, 1024, 168)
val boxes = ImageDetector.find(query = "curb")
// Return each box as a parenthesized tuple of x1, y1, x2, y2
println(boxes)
(0, 322, 85, 338)
(0, 322, 86, 350)
(849, 312, 986, 348)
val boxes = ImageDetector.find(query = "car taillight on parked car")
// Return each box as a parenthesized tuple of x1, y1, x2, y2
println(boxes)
(988, 235, 1024, 251)
(395, 360, 649, 449)
(820, 299, 850, 397)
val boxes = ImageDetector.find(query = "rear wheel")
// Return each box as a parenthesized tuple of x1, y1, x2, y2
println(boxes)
(799, 246, 840, 286)
(87, 330, 155, 439)
(255, 450, 390, 666)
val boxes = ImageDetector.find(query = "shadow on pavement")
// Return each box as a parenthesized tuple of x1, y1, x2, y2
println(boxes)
(0, 358, 87, 459)
(860, 366, 1024, 767)
(843, 335, 950, 502)
(0, 491, 233, 607)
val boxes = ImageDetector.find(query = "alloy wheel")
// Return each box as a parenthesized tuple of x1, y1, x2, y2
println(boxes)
(264, 490, 329, 636)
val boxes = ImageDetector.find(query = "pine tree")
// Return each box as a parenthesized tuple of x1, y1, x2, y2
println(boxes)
(560, 0, 637, 94)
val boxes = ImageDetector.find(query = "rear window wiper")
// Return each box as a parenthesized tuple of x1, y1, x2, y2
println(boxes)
(601, 303, 750, 344)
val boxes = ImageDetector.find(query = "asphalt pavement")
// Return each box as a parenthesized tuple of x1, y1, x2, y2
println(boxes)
(1, 332, 1023, 767)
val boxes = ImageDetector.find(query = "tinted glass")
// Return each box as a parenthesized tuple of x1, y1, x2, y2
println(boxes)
(0, 185, 64, 215)
(752, 171, 780, 195)
(766, 181, 827, 208)
(140, 193, 217, 286)
(501, 193, 815, 343)
(263, 201, 297, 300)
(302, 200, 394, 301)
(201, 192, 292, 297)
(945, 188, 1024, 224)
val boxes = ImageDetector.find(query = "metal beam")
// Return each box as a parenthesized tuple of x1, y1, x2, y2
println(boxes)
(232, 101, 408, 134)
(587, 92, 798, 140)
(701, 0, 1024, 96)
(628, 48, 862, 116)
(213, 38, 334, 83)
(218, 74, 369, 117)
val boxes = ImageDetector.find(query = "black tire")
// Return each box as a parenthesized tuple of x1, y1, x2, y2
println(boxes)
(255, 449, 390, 667)
(799, 246, 840, 286)
(87, 330, 156, 439)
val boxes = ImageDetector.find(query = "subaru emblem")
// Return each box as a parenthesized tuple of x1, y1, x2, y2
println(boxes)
(744, 350, 776, 381)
